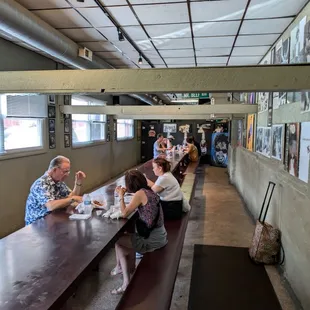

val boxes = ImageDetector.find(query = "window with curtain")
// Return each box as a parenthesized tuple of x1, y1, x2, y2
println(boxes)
(71, 96, 106, 145)
(0, 94, 47, 155)
(117, 119, 134, 140)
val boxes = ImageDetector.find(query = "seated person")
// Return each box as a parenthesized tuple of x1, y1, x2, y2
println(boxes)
(25, 156, 86, 225)
(145, 157, 183, 220)
(184, 137, 199, 162)
(153, 133, 166, 158)
(190, 135, 201, 157)
(110, 170, 167, 295)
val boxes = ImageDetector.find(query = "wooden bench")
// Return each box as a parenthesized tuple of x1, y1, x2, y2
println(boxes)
(116, 162, 197, 310)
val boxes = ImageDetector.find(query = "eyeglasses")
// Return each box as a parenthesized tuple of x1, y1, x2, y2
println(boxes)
(57, 166, 70, 174)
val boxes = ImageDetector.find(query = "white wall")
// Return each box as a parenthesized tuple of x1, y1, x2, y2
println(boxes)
(0, 38, 141, 238)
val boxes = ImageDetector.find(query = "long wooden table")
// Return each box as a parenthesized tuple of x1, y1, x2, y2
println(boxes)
(0, 152, 186, 310)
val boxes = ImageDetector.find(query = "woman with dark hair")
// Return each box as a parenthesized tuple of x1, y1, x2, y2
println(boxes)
(145, 157, 183, 220)
(110, 170, 167, 295)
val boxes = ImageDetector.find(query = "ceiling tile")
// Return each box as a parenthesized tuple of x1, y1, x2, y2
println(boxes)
(67, 0, 97, 8)
(197, 56, 228, 64)
(97, 27, 119, 41)
(240, 18, 294, 35)
(131, 0, 184, 3)
(155, 64, 167, 68)
(33, 9, 91, 28)
(149, 58, 166, 65)
(79, 41, 117, 51)
(99, 0, 127, 6)
(191, 0, 247, 22)
(246, 0, 307, 19)
(160, 49, 194, 57)
(143, 49, 162, 58)
(133, 3, 189, 25)
(152, 37, 193, 50)
(196, 47, 231, 57)
(122, 26, 149, 40)
(138, 64, 152, 68)
(228, 56, 262, 65)
(195, 36, 234, 48)
(60, 28, 106, 41)
(145, 24, 191, 39)
(106, 6, 140, 26)
(164, 57, 195, 65)
(112, 41, 139, 53)
(135, 39, 155, 51)
(105, 58, 135, 66)
(76, 8, 114, 27)
(193, 21, 240, 37)
(235, 34, 279, 46)
(15, 0, 70, 9)
(232, 46, 270, 56)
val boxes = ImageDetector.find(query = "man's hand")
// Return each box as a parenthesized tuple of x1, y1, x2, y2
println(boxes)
(75, 171, 86, 185)
(71, 195, 83, 203)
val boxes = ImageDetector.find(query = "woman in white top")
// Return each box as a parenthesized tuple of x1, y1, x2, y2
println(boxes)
(145, 157, 183, 220)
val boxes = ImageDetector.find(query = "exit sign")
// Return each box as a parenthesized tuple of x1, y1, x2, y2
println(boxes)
(182, 93, 209, 99)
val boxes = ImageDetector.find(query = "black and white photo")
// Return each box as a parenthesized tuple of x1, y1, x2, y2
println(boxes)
(272, 125, 284, 161)
(64, 134, 71, 148)
(301, 91, 310, 113)
(48, 119, 55, 133)
(256, 127, 263, 153)
(281, 37, 290, 64)
(163, 123, 177, 133)
(64, 95, 70, 105)
(48, 95, 55, 104)
(49, 133, 56, 149)
(64, 118, 70, 133)
(262, 127, 271, 158)
(48, 105, 56, 118)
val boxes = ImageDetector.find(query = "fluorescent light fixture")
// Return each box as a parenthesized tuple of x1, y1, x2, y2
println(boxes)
(171, 99, 199, 103)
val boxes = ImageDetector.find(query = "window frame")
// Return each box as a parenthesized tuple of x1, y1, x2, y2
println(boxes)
(116, 119, 135, 141)
(0, 94, 48, 160)
(71, 96, 107, 148)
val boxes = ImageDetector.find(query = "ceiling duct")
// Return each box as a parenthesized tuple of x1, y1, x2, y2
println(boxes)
(0, 0, 158, 106)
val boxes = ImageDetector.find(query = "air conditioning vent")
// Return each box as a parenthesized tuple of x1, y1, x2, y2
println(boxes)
(78, 47, 93, 61)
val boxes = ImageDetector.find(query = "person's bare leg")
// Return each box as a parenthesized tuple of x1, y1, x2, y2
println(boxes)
(110, 244, 122, 276)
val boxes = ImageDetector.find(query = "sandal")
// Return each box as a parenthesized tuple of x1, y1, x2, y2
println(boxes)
(110, 267, 122, 276)
(111, 286, 127, 295)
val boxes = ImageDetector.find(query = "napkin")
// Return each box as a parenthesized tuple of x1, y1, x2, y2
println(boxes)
(110, 210, 122, 219)
(69, 214, 91, 220)
(102, 209, 113, 218)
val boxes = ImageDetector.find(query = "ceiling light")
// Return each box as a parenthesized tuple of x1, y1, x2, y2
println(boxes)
(76, 0, 84, 2)
(138, 54, 143, 65)
(117, 28, 125, 41)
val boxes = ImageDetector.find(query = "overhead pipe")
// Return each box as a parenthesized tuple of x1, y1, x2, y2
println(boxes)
(0, 0, 158, 105)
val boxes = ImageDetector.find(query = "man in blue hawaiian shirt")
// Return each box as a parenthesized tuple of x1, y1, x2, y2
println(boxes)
(25, 155, 86, 225)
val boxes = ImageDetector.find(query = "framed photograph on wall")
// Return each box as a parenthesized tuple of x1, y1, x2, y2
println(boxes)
(64, 118, 70, 133)
(48, 95, 55, 104)
(163, 123, 177, 133)
(271, 124, 284, 161)
(64, 95, 70, 105)
(49, 133, 56, 149)
(64, 134, 71, 148)
(298, 122, 310, 183)
(48, 119, 55, 133)
(48, 105, 56, 118)
(285, 123, 300, 177)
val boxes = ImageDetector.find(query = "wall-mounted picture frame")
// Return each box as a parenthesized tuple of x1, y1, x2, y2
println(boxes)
(48, 95, 55, 104)
(64, 95, 70, 105)
(64, 118, 70, 133)
(48, 119, 55, 133)
(163, 123, 177, 133)
(64, 134, 71, 148)
(49, 133, 56, 149)
(48, 105, 56, 118)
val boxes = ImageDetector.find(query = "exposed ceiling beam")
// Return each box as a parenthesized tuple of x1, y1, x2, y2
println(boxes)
(0, 65, 309, 94)
(60, 104, 257, 115)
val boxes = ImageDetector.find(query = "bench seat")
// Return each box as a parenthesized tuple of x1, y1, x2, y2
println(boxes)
(116, 162, 197, 310)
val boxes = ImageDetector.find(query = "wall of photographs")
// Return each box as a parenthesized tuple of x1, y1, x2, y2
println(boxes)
(250, 11, 310, 184)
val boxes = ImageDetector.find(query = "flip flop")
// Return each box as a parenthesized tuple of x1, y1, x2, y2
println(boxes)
(111, 286, 127, 295)
(110, 267, 122, 276)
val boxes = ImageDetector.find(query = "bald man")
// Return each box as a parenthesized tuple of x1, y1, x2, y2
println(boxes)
(25, 156, 86, 225)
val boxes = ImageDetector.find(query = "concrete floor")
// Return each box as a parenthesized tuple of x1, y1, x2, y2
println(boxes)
(61, 166, 297, 310)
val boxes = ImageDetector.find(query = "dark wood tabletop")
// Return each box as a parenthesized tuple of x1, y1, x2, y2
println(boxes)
(0, 152, 186, 310)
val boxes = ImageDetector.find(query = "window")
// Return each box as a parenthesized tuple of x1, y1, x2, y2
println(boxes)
(117, 119, 134, 140)
(71, 96, 106, 145)
(0, 94, 46, 155)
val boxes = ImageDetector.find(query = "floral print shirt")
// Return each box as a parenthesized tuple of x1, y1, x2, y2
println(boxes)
(25, 173, 71, 225)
